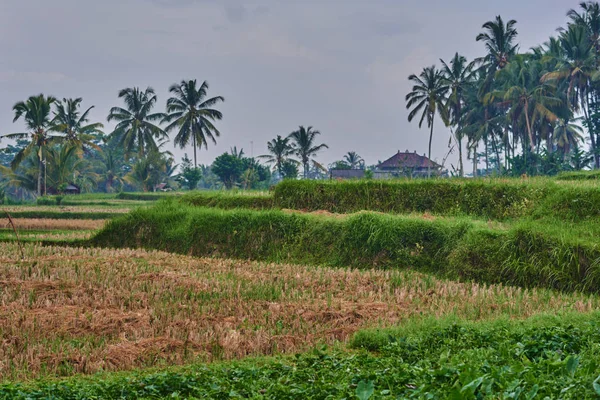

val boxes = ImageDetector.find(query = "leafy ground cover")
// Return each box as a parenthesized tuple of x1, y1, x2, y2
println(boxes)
(3, 312, 600, 399)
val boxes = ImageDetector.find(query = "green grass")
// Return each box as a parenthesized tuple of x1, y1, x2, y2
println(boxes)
(4, 312, 600, 399)
(179, 191, 274, 209)
(272, 179, 600, 221)
(0, 228, 93, 243)
(91, 201, 600, 293)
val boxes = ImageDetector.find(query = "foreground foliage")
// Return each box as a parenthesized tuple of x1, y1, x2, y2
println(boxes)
(4, 313, 600, 399)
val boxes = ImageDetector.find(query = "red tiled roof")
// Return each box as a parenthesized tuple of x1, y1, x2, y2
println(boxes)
(377, 151, 441, 169)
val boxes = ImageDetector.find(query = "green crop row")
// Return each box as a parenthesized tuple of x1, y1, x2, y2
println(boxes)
(4, 312, 600, 399)
(179, 191, 274, 209)
(92, 202, 600, 293)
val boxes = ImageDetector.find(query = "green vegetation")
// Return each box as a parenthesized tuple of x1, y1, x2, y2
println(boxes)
(92, 199, 600, 293)
(273, 179, 600, 221)
(179, 191, 273, 209)
(4, 312, 600, 399)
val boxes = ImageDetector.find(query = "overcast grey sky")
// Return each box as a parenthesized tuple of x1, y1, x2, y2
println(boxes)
(0, 0, 582, 171)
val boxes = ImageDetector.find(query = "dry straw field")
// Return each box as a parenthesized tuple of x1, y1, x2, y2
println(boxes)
(0, 242, 597, 381)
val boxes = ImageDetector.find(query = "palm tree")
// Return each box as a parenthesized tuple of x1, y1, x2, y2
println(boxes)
(543, 24, 596, 165)
(107, 87, 166, 159)
(51, 98, 104, 152)
(476, 16, 519, 71)
(343, 151, 364, 169)
(554, 119, 584, 158)
(440, 53, 475, 176)
(405, 66, 449, 178)
(163, 80, 224, 167)
(258, 135, 297, 177)
(498, 56, 561, 152)
(567, 1, 600, 57)
(2, 94, 57, 196)
(44, 144, 98, 194)
(287, 126, 328, 179)
(230, 146, 245, 159)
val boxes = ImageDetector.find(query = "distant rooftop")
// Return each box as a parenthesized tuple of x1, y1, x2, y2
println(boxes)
(377, 150, 441, 170)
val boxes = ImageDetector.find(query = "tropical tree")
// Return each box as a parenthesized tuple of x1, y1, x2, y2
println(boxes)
(51, 98, 104, 152)
(554, 119, 584, 157)
(258, 135, 297, 176)
(211, 152, 244, 189)
(287, 126, 328, 179)
(44, 144, 98, 194)
(440, 53, 475, 176)
(343, 151, 364, 169)
(124, 150, 170, 192)
(107, 87, 166, 159)
(476, 16, 519, 71)
(405, 66, 449, 178)
(163, 79, 224, 167)
(2, 94, 57, 196)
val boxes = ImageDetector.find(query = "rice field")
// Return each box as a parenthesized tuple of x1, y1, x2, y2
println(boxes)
(0, 242, 598, 381)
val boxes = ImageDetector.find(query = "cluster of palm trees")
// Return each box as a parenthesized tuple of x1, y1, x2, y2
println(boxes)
(406, 2, 600, 177)
(259, 126, 328, 179)
(1, 80, 224, 196)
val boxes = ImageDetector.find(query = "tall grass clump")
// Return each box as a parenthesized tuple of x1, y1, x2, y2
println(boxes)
(179, 191, 274, 210)
(273, 179, 551, 220)
(92, 200, 600, 293)
(93, 200, 471, 272)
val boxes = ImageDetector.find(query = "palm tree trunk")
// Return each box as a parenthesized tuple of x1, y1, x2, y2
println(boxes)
(472, 142, 478, 177)
(37, 153, 43, 197)
(428, 117, 434, 178)
(582, 92, 598, 169)
(458, 135, 464, 177)
(524, 101, 535, 152)
(193, 134, 197, 168)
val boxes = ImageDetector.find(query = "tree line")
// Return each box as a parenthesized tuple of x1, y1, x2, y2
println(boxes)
(406, 2, 600, 177)
(0, 79, 330, 199)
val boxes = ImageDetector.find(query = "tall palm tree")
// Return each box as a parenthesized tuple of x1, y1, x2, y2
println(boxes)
(405, 66, 449, 178)
(554, 119, 584, 158)
(497, 56, 561, 152)
(476, 16, 519, 71)
(2, 94, 57, 196)
(287, 126, 328, 179)
(440, 53, 475, 176)
(343, 151, 364, 169)
(567, 1, 600, 57)
(163, 79, 224, 167)
(51, 98, 104, 152)
(107, 87, 166, 159)
(258, 135, 297, 176)
(543, 24, 596, 165)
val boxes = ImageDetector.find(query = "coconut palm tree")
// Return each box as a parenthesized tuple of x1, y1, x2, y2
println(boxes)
(343, 151, 364, 169)
(51, 98, 104, 152)
(543, 24, 596, 165)
(440, 53, 475, 176)
(2, 94, 57, 196)
(287, 126, 328, 179)
(258, 135, 297, 176)
(163, 79, 224, 167)
(405, 66, 449, 178)
(44, 144, 98, 194)
(476, 16, 519, 71)
(107, 87, 166, 159)
(554, 119, 584, 158)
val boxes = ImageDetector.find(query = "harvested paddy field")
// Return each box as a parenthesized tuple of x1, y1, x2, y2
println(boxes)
(0, 218, 106, 231)
(0, 242, 598, 381)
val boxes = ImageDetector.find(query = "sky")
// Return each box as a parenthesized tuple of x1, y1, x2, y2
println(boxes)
(0, 0, 583, 172)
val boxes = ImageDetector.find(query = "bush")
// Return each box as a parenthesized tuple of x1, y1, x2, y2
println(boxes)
(556, 170, 600, 180)
(36, 196, 57, 206)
